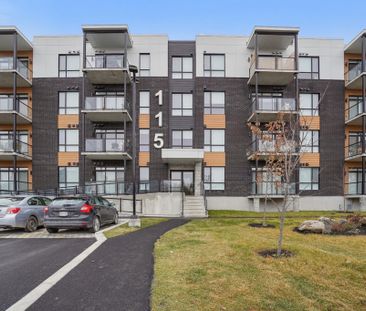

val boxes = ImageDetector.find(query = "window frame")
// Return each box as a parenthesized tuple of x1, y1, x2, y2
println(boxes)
(298, 56, 319, 80)
(299, 93, 319, 116)
(204, 91, 225, 114)
(172, 93, 193, 116)
(58, 54, 80, 78)
(58, 129, 79, 152)
(139, 53, 151, 77)
(58, 91, 79, 114)
(203, 54, 225, 77)
(300, 130, 319, 153)
(299, 167, 319, 191)
(204, 129, 225, 152)
(139, 129, 150, 152)
(171, 130, 193, 148)
(139, 91, 150, 114)
(139, 167, 150, 192)
(204, 167, 225, 191)
(58, 166, 79, 189)
(172, 56, 193, 79)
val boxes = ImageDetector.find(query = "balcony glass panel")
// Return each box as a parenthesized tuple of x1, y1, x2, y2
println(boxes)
(85, 96, 126, 110)
(85, 138, 125, 152)
(253, 97, 296, 112)
(85, 54, 125, 69)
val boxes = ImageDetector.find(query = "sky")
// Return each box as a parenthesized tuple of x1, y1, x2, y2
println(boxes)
(1, 0, 366, 42)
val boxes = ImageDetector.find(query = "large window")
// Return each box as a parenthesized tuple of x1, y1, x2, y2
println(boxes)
(299, 167, 319, 191)
(172, 130, 193, 148)
(299, 93, 319, 116)
(204, 167, 225, 190)
(172, 56, 193, 79)
(0, 168, 28, 192)
(299, 56, 319, 79)
(59, 92, 79, 114)
(204, 91, 225, 114)
(300, 130, 319, 153)
(95, 167, 124, 194)
(139, 167, 150, 192)
(58, 167, 79, 189)
(204, 129, 225, 152)
(139, 53, 150, 77)
(348, 96, 363, 120)
(58, 54, 80, 77)
(0, 130, 28, 153)
(204, 54, 225, 77)
(58, 129, 79, 152)
(139, 129, 150, 151)
(172, 93, 193, 116)
(139, 91, 150, 114)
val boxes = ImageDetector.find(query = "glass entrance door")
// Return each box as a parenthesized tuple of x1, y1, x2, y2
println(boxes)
(170, 170, 194, 195)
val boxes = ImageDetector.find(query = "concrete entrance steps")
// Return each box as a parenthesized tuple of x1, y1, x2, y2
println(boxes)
(183, 196, 207, 218)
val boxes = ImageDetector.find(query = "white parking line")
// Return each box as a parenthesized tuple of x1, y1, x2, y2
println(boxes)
(6, 220, 128, 311)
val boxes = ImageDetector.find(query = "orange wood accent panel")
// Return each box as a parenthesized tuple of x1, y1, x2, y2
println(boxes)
(204, 152, 226, 166)
(58, 115, 79, 128)
(300, 153, 320, 167)
(139, 114, 150, 128)
(300, 116, 320, 130)
(139, 152, 150, 166)
(58, 152, 79, 166)
(204, 115, 226, 128)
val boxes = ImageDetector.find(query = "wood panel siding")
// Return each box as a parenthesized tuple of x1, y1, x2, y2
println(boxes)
(139, 114, 150, 128)
(139, 152, 150, 166)
(300, 116, 320, 130)
(300, 153, 320, 167)
(204, 152, 226, 166)
(58, 152, 79, 166)
(57, 115, 79, 128)
(204, 115, 226, 128)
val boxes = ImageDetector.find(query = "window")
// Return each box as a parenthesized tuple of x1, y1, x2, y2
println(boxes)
(0, 168, 28, 191)
(58, 54, 80, 77)
(58, 129, 79, 152)
(95, 167, 124, 194)
(204, 129, 225, 152)
(204, 91, 225, 114)
(299, 56, 319, 79)
(139, 53, 150, 76)
(172, 56, 193, 79)
(204, 167, 225, 190)
(172, 130, 193, 148)
(348, 168, 362, 195)
(139, 129, 150, 151)
(59, 92, 79, 114)
(58, 167, 79, 188)
(300, 130, 319, 152)
(299, 167, 319, 190)
(0, 130, 28, 153)
(204, 54, 225, 77)
(172, 93, 193, 116)
(348, 96, 363, 120)
(300, 93, 319, 116)
(139, 91, 150, 114)
(139, 167, 149, 192)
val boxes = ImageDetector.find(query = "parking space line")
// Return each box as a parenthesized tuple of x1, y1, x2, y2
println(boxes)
(5, 220, 128, 311)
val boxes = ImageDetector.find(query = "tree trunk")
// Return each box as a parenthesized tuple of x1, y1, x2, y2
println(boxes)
(263, 196, 267, 227)
(277, 212, 285, 256)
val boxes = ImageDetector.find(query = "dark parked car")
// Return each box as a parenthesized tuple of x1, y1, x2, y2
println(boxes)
(44, 195, 118, 233)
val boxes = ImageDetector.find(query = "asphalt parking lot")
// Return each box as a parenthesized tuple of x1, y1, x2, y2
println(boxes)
(0, 227, 95, 239)
(0, 237, 95, 311)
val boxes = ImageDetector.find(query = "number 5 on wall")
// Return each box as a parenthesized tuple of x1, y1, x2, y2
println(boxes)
(154, 133, 164, 149)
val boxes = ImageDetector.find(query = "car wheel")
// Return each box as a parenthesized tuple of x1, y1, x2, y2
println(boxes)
(46, 228, 59, 233)
(25, 216, 38, 232)
(89, 216, 101, 233)
(113, 213, 119, 225)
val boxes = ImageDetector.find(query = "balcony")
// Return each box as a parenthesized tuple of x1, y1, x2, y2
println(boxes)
(250, 181, 296, 197)
(0, 97, 32, 124)
(345, 141, 366, 162)
(81, 138, 131, 160)
(248, 55, 297, 85)
(0, 57, 32, 87)
(247, 136, 297, 160)
(0, 139, 32, 160)
(345, 97, 364, 125)
(81, 96, 131, 122)
(345, 182, 364, 197)
(161, 148, 204, 164)
(83, 54, 130, 84)
(345, 62, 365, 89)
(248, 97, 297, 122)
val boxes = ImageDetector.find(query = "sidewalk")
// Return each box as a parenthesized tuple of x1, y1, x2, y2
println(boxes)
(28, 219, 188, 311)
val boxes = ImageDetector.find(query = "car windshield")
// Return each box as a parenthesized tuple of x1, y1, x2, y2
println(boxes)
(50, 198, 86, 206)
(0, 197, 25, 207)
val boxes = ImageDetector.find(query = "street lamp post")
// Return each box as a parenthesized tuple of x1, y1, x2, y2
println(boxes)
(128, 64, 141, 227)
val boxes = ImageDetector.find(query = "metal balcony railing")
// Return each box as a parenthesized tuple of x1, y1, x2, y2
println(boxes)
(345, 62, 363, 83)
(0, 138, 32, 157)
(345, 182, 363, 195)
(345, 98, 363, 121)
(85, 138, 125, 152)
(345, 140, 365, 158)
(85, 54, 128, 69)
(249, 56, 296, 76)
(0, 98, 32, 119)
(85, 96, 127, 111)
(251, 181, 296, 195)
(248, 136, 297, 155)
(252, 97, 296, 113)
(0, 57, 32, 80)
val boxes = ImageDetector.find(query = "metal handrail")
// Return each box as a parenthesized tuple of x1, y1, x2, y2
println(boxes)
(248, 135, 297, 155)
(345, 62, 363, 83)
(345, 98, 363, 121)
(0, 57, 33, 80)
(85, 138, 125, 152)
(344, 181, 363, 195)
(84, 96, 128, 111)
(252, 97, 296, 113)
(85, 54, 129, 69)
(345, 140, 364, 158)
(0, 138, 32, 156)
(250, 181, 296, 195)
(249, 55, 296, 76)
(0, 98, 32, 119)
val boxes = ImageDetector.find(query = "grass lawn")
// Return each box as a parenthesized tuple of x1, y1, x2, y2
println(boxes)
(104, 217, 168, 239)
(152, 213, 366, 311)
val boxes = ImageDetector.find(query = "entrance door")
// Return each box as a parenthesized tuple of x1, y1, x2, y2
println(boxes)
(170, 171, 194, 195)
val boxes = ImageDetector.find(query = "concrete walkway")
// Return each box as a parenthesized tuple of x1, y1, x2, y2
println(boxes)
(28, 219, 188, 311)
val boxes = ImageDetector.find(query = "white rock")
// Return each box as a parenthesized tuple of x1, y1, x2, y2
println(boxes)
(298, 220, 325, 233)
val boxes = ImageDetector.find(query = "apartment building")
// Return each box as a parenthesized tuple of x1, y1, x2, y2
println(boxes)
(0, 24, 360, 212)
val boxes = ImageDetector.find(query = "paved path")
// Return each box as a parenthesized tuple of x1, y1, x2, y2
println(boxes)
(28, 219, 188, 311)
(0, 238, 95, 311)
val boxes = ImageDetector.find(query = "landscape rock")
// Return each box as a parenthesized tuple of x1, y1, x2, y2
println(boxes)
(319, 217, 335, 234)
(339, 219, 348, 225)
(297, 220, 325, 234)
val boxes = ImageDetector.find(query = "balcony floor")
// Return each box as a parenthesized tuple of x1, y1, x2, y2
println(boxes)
(345, 73, 365, 90)
(248, 111, 298, 123)
(0, 111, 32, 125)
(81, 110, 131, 122)
(0, 152, 31, 161)
(0, 70, 32, 87)
(345, 154, 366, 162)
(248, 70, 297, 86)
(81, 151, 131, 160)
(83, 68, 131, 85)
